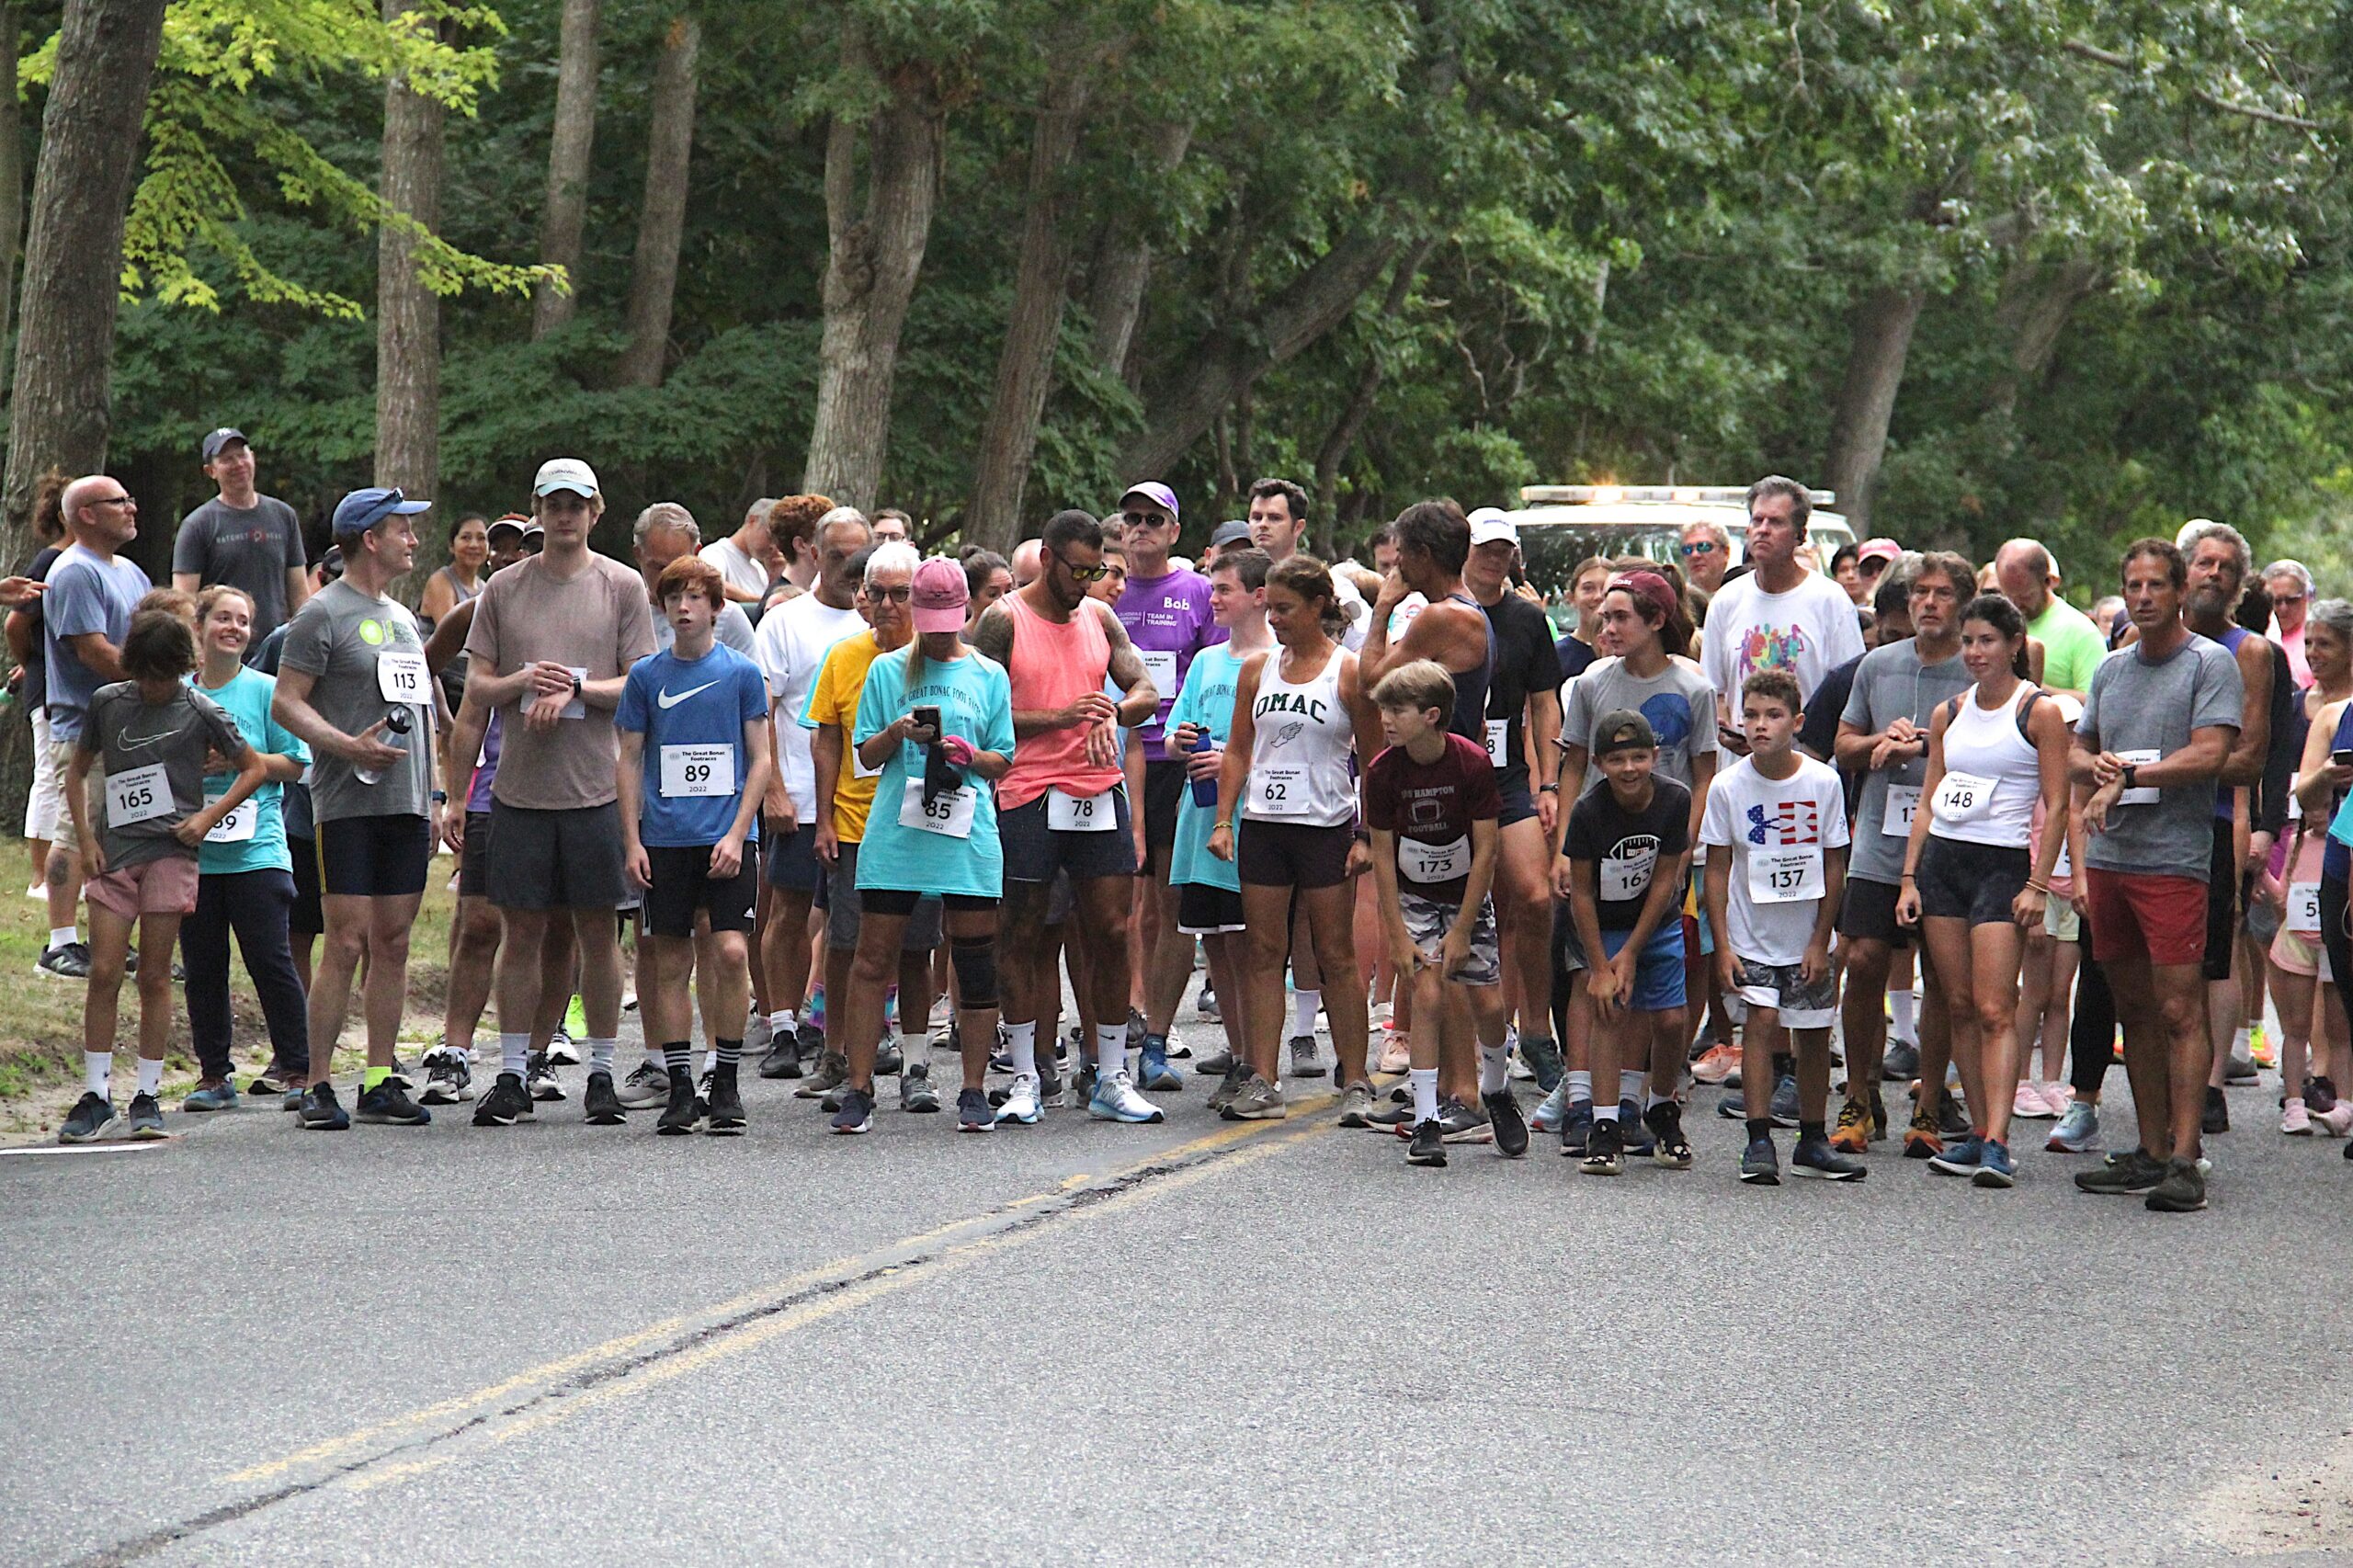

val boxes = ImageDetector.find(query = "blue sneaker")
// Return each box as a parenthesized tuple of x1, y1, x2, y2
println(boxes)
(1529, 1079, 1569, 1133)
(1740, 1135, 1780, 1185)
(1972, 1138, 2018, 1188)
(1616, 1098, 1656, 1157)
(126, 1092, 168, 1140)
(1557, 1100, 1595, 1156)
(1927, 1134, 1984, 1176)
(299, 1083, 350, 1131)
(182, 1080, 239, 1113)
(1768, 1074, 1802, 1128)
(1138, 1036, 1183, 1093)
(58, 1092, 117, 1144)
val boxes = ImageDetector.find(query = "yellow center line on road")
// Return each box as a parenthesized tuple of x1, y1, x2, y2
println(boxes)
(221, 1093, 1347, 1493)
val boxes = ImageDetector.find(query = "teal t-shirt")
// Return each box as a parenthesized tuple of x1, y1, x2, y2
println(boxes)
(852, 645, 1015, 900)
(1165, 642, 1245, 893)
(193, 665, 309, 876)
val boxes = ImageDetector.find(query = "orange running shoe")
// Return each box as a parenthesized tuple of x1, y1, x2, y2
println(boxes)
(1829, 1097, 1870, 1155)
(1903, 1108, 1943, 1159)
(1691, 1042, 1740, 1085)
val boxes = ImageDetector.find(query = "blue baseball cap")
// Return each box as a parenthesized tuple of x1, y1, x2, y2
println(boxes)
(332, 486, 432, 537)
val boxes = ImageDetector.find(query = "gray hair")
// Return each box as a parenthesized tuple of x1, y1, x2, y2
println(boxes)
(1745, 474, 1813, 529)
(2310, 597, 2353, 642)
(2263, 558, 2316, 599)
(745, 496, 777, 531)
(2177, 517, 2252, 609)
(863, 540, 919, 586)
(1681, 517, 1731, 548)
(817, 505, 871, 543)
(633, 501, 699, 551)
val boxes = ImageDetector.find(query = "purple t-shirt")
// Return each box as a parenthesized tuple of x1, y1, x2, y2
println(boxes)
(1116, 569, 1225, 760)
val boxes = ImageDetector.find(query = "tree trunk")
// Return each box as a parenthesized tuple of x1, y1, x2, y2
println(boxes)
(1821, 285, 1926, 538)
(1987, 258, 2100, 418)
(1117, 224, 1402, 480)
(801, 38, 942, 511)
(1084, 119, 1190, 388)
(0, 4, 24, 402)
(375, 0, 445, 506)
(963, 53, 1108, 551)
(615, 12, 698, 388)
(1311, 242, 1431, 552)
(530, 0, 599, 338)
(0, 0, 167, 546)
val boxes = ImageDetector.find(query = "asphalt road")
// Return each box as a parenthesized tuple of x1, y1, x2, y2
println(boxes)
(7, 990, 2353, 1567)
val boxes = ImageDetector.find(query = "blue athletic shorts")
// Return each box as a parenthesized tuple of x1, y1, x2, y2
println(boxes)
(1600, 922, 1688, 1012)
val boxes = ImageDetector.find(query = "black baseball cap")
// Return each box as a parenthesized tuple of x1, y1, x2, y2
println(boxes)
(1209, 520, 1253, 550)
(1594, 708, 1658, 756)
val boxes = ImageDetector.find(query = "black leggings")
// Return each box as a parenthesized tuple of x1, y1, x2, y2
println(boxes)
(182, 868, 310, 1082)
(2069, 915, 2116, 1098)
(2324, 876, 2353, 1010)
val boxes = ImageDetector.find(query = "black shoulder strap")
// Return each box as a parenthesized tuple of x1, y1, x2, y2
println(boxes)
(1942, 693, 1964, 725)
(2016, 687, 2042, 744)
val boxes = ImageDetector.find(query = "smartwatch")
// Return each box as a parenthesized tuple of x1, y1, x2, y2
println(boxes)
(2121, 763, 2139, 794)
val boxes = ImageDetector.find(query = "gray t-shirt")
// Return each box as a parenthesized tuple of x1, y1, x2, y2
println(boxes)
(278, 580, 434, 824)
(1839, 639, 1973, 885)
(1560, 656, 1718, 793)
(2077, 634, 2244, 881)
(42, 542, 153, 744)
(173, 495, 306, 639)
(77, 682, 245, 871)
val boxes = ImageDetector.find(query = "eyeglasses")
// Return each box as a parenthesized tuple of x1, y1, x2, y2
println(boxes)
(1121, 510, 1173, 529)
(1056, 552, 1110, 583)
(2275, 593, 2307, 608)
(868, 585, 913, 603)
(88, 493, 135, 508)
(1678, 540, 1717, 557)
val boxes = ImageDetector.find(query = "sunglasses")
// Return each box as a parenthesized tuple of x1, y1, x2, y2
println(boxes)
(1678, 541, 1718, 557)
(1121, 510, 1174, 529)
(867, 585, 913, 603)
(1056, 553, 1110, 583)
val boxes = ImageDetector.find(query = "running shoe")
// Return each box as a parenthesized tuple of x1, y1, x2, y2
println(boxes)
(1883, 1040, 1920, 1079)
(563, 993, 588, 1047)
(1063, 1062, 1090, 1109)
(2283, 1099, 2313, 1136)
(126, 1092, 167, 1139)
(527, 1051, 564, 1102)
(1739, 1135, 1780, 1185)
(2202, 1085, 2229, 1135)
(420, 1051, 474, 1105)
(874, 1042, 904, 1077)
(1206, 1060, 1249, 1115)
(2310, 1075, 2340, 1115)
(1829, 1098, 1870, 1155)
(1222, 1074, 1286, 1120)
(2251, 1022, 2276, 1070)
(545, 1031, 581, 1068)
(1375, 1036, 1412, 1074)
(36, 940, 92, 980)
(1927, 1134, 1984, 1176)
(704, 1074, 745, 1134)
(2075, 1147, 2165, 1194)
(2224, 1053, 2259, 1086)
(1581, 1117, 1624, 1176)
(1791, 1133, 1866, 1181)
(2047, 1099, 2101, 1153)
(658, 1071, 703, 1135)
(1689, 1042, 1740, 1085)
(1559, 1100, 1595, 1156)
(1334, 1081, 1376, 1127)
(617, 1060, 668, 1108)
(1903, 1108, 1943, 1160)
(1518, 1033, 1563, 1091)
(357, 1079, 430, 1125)
(1717, 1089, 1749, 1119)
(1483, 1088, 1529, 1157)
(1091, 1069, 1166, 1124)
(1644, 1101, 1693, 1168)
(300, 1082, 350, 1131)
(1972, 1139, 2018, 1188)
(246, 1063, 299, 1096)
(1197, 984, 1220, 1020)
(1529, 1078, 1569, 1133)
(2312, 1102, 2353, 1137)
(2145, 1155, 2207, 1212)
(1138, 1037, 1184, 1093)
(998, 1072, 1042, 1126)
(59, 1092, 117, 1143)
(1194, 1047, 1236, 1078)
(938, 1085, 986, 1132)
(472, 1072, 532, 1127)
(582, 1070, 626, 1126)
(901, 1062, 942, 1113)
(2013, 1081, 2052, 1121)
(830, 1086, 875, 1135)
(1616, 1098, 1656, 1158)
(758, 1032, 803, 1080)
(1436, 1096, 1492, 1143)
(182, 1081, 238, 1113)
(1368, 1101, 1416, 1131)
(1288, 1034, 1325, 1079)
(1766, 1074, 1801, 1128)
(794, 1051, 848, 1100)
(1406, 1119, 1447, 1166)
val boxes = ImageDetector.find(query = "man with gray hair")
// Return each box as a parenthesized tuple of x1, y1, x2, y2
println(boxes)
(699, 497, 779, 608)
(2262, 557, 2317, 687)
(1994, 538, 2105, 698)
(635, 503, 755, 654)
(1680, 518, 1733, 596)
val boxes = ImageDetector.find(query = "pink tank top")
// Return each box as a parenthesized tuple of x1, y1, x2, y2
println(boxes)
(1001, 594, 1123, 810)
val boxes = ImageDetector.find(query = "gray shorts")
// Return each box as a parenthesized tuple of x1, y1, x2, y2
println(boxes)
(486, 801, 627, 911)
(1733, 957, 1836, 1030)
(1400, 891, 1501, 987)
(825, 842, 942, 953)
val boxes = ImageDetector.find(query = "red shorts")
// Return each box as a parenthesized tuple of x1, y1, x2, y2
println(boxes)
(2083, 866, 2207, 969)
(85, 855, 200, 922)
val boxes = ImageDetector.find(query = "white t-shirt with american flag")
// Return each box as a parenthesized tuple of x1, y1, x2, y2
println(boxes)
(1699, 751, 1850, 967)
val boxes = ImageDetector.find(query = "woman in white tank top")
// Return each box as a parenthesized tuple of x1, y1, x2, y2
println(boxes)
(1209, 555, 1385, 1119)
(1895, 592, 2075, 1186)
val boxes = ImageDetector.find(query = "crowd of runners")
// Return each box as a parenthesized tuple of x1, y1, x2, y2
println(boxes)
(20, 437, 2348, 1214)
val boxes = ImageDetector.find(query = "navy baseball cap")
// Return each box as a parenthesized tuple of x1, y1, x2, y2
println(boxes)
(331, 486, 432, 537)
(201, 427, 248, 462)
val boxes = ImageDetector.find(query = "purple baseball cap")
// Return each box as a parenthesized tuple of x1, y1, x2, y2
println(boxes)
(1118, 482, 1179, 523)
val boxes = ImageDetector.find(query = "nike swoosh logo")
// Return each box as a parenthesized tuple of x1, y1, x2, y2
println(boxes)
(118, 731, 175, 750)
(657, 680, 718, 710)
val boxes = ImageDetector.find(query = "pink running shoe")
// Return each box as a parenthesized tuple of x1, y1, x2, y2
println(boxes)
(2311, 1101, 2353, 1137)
(2283, 1099, 2313, 1135)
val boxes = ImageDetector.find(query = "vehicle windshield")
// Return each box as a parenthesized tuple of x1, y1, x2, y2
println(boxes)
(1516, 523, 1693, 599)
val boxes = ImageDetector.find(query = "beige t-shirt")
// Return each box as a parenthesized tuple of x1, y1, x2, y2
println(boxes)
(463, 551, 657, 810)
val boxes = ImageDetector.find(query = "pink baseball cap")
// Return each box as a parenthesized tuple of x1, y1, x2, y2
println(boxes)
(911, 556, 970, 632)
(1857, 537, 1903, 567)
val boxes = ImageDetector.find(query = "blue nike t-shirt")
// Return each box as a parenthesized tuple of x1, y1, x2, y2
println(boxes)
(617, 642, 770, 848)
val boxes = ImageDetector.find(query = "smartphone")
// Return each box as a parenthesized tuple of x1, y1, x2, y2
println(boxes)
(2334, 749, 2352, 767)
(913, 705, 942, 740)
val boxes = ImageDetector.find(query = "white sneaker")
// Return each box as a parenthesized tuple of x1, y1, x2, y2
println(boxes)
(999, 1072, 1042, 1125)
(1376, 1037, 1412, 1074)
(745, 1014, 772, 1053)
(1088, 1069, 1165, 1124)
(1529, 1078, 1570, 1133)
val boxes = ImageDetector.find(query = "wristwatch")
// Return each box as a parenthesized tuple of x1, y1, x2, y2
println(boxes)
(2121, 763, 2139, 793)
(1538, 782, 1560, 794)
(569, 670, 585, 700)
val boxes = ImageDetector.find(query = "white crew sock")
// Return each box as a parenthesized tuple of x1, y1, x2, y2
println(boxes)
(900, 1032, 926, 1068)
(1891, 988, 1917, 1044)
(1566, 1069, 1593, 1107)
(1619, 1069, 1646, 1107)
(1094, 1023, 1126, 1076)
(84, 1050, 110, 1097)
(1477, 1041, 1510, 1096)
(1006, 1020, 1038, 1077)
(1593, 1098, 1620, 1122)
(1290, 988, 1321, 1039)
(500, 1032, 530, 1076)
(2234, 1025, 2252, 1055)
(701, 1048, 717, 1077)
(1411, 1067, 1439, 1124)
(643, 1046, 665, 1074)
(49, 926, 76, 952)
(1647, 1090, 1675, 1111)
(136, 1056, 163, 1096)
(772, 1008, 796, 1034)
(587, 1037, 616, 1075)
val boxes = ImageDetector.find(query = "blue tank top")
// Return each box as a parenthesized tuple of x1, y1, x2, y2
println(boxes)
(1444, 591, 1497, 748)
(2214, 626, 2250, 823)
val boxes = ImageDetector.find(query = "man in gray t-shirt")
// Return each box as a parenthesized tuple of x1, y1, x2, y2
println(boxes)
(2077, 637, 2244, 881)
(1839, 638, 1972, 887)
(172, 428, 309, 647)
(277, 577, 434, 823)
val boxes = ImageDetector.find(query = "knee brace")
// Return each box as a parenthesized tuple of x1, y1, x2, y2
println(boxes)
(949, 934, 998, 1009)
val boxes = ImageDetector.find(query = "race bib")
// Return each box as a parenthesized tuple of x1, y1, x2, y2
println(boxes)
(1601, 845, 1657, 902)
(1931, 769, 1996, 826)
(1139, 649, 1178, 695)
(1485, 717, 1510, 767)
(2117, 748, 2160, 806)
(2053, 838, 2072, 880)
(2290, 790, 2304, 822)
(1747, 845, 1824, 904)
(1253, 764, 1310, 817)
(660, 744, 734, 798)
(202, 790, 257, 844)
(899, 777, 975, 839)
(2290, 881, 2324, 935)
(107, 764, 171, 828)
(1882, 784, 1922, 838)
(1399, 834, 1468, 884)
(376, 650, 429, 706)
(1047, 788, 1117, 833)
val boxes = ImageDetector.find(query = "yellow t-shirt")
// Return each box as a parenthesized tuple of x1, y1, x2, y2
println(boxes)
(802, 632, 890, 842)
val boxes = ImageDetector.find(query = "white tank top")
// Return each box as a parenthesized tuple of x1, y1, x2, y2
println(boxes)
(1929, 681, 2040, 847)
(1244, 644, 1357, 826)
